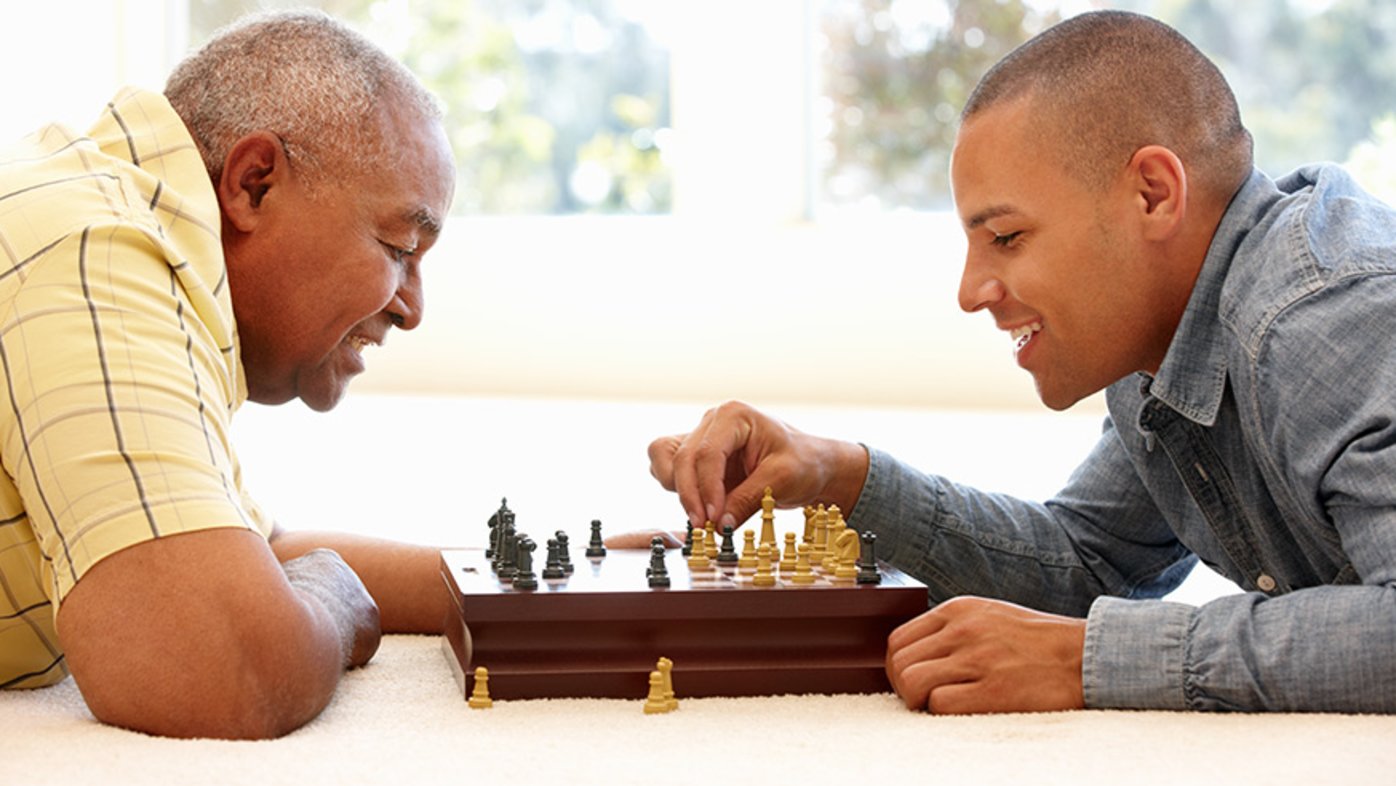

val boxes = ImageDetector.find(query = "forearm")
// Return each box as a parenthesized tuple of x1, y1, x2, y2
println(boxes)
(848, 448, 1100, 612)
(849, 447, 1196, 614)
(1087, 584, 1396, 712)
(270, 530, 450, 633)
(58, 530, 358, 739)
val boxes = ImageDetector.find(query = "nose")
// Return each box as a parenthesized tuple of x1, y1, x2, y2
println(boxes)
(957, 251, 1004, 314)
(387, 266, 424, 331)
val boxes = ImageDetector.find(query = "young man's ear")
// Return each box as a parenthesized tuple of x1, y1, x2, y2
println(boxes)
(1127, 145, 1188, 241)
(217, 132, 286, 233)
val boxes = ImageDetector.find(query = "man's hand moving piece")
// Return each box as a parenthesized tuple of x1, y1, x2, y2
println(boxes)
(647, 400, 871, 531)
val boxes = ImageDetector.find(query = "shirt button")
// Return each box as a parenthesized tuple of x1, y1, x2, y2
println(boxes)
(1256, 574, 1277, 592)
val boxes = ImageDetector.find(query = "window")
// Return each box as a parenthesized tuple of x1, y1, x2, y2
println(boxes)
(817, 0, 1396, 212)
(189, 0, 673, 215)
(4, 2, 1393, 215)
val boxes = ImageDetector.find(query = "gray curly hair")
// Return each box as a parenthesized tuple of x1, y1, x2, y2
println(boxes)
(164, 9, 443, 190)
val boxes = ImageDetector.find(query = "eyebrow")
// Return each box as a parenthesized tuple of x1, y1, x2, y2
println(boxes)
(964, 204, 1020, 230)
(405, 206, 443, 239)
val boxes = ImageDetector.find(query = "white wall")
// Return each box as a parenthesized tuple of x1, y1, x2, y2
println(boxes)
(350, 212, 1084, 412)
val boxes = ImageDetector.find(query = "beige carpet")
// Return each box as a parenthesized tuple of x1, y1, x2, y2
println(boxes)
(3, 634, 1393, 785)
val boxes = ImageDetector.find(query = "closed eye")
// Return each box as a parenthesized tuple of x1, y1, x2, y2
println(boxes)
(991, 231, 1022, 248)
(381, 241, 416, 264)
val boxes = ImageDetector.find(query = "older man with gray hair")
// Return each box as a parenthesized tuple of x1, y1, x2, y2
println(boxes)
(0, 11, 455, 738)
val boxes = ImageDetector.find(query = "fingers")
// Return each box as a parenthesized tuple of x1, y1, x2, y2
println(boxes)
(887, 620, 988, 713)
(649, 429, 716, 527)
(695, 414, 752, 528)
(884, 597, 1087, 714)
(669, 441, 707, 527)
(653, 401, 847, 530)
(665, 403, 749, 527)
(887, 604, 952, 654)
(647, 435, 682, 492)
(886, 608, 953, 708)
(895, 660, 979, 712)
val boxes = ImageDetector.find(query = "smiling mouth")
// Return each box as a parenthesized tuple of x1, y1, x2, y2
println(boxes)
(1010, 321, 1042, 352)
(345, 334, 380, 354)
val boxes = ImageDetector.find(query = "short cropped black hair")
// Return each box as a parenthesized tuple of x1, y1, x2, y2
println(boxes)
(962, 11, 1253, 203)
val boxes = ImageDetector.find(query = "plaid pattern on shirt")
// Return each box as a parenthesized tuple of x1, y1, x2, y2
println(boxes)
(0, 88, 270, 689)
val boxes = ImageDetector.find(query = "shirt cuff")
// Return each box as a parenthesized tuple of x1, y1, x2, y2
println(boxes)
(847, 446, 937, 568)
(1083, 595, 1196, 710)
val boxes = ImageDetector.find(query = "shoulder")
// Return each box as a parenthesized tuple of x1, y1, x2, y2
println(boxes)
(1219, 165, 1396, 347)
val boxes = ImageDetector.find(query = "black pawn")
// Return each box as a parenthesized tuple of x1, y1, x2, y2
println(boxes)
(647, 537, 671, 588)
(717, 525, 739, 565)
(542, 538, 566, 580)
(514, 537, 539, 590)
(681, 522, 694, 556)
(555, 531, 574, 574)
(585, 519, 607, 558)
(856, 530, 881, 585)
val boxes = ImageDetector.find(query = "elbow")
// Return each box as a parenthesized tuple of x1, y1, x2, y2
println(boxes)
(79, 650, 340, 740)
(67, 606, 345, 740)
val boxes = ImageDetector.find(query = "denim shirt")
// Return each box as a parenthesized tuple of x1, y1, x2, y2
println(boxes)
(851, 165, 1396, 712)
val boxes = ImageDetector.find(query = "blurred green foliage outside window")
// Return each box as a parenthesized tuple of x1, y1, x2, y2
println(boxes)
(192, 0, 1395, 216)
(190, 0, 672, 216)
(819, 0, 1396, 211)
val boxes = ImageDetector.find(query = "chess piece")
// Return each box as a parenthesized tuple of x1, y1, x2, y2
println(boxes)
(542, 538, 565, 580)
(823, 507, 846, 572)
(738, 529, 758, 570)
(790, 542, 816, 585)
(497, 524, 518, 581)
(556, 531, 574, 574)
(586, 519, 607, 558)
(643, 670, 672, 714)
(686, 527, 711, 571)
(489, 503, 511, 570)
(647, 537, 671, 588)
(487, 498, 511, 560)
(468, 666, 493, 709)
(703, 521, 718, 560)
(752, 543, 776, 587)
(802, 505, 816, 545)
(759, 486, 777, 555)
(779, 532, 798, 572)
(513, 536, 539, 590)
(833, 528, 859, 581)
(717, 525, 739, 565)
(682, 521, 694, 556)
(810, 504, 829, 564)
(487, 518, 499, 566)
(657, 657, 678, 711)
(856, 531, 882, 585)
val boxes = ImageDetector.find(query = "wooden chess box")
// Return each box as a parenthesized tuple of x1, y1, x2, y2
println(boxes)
(441, 547, 929, 701)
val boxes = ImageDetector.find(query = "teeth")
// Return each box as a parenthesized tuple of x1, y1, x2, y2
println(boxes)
(346, 335, 374, 352)
(1010, 322, 1042, 349)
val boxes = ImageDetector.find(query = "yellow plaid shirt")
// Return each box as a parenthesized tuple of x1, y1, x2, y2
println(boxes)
(0, 88, 272, 689)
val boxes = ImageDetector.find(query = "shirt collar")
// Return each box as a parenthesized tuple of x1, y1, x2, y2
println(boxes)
(1147, 168, 1282, 425)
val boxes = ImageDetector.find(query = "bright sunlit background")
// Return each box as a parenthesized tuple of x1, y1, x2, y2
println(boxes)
(4, 0, 1393, 604)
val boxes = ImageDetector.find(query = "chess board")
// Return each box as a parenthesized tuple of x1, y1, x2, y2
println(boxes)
(440, 543, 929, 701)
